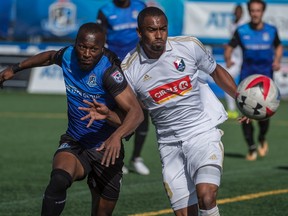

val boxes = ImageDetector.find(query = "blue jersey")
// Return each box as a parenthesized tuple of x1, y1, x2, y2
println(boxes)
(96, 0, 146, 60)
(229, 22, 281, 81)
(54, 46, 127, 149)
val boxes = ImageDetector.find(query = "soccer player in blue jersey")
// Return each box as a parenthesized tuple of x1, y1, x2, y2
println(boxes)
(0, 22, 143, 216)
(225, 0, 283, 161)
(96, 0, 150, 175)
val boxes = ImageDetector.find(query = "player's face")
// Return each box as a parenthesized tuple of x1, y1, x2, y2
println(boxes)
(114, 0, 129, 7)
(234, 7, 242, 21)
(137, 15, 168, 59)
(75, 32, 105, 71)
(249, 2, 264, 26)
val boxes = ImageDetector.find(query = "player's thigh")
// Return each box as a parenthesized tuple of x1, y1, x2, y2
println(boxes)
(159, 143, 198, 210)
(87, 145, 124, 200)
(185, 128, 224, 175)
(52, 134, 91, 180)
(53, 151, 85, 180)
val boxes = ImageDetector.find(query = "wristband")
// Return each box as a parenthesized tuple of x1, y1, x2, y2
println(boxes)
(11, 63, 21, 73)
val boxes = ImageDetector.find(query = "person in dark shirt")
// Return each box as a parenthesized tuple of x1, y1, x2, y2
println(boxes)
(0, 22, 143, 215)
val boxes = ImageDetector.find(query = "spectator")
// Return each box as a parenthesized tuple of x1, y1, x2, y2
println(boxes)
(224, 4, 245, 119)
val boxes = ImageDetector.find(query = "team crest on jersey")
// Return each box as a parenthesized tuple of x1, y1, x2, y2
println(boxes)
(87, 74, 97, 87)
(42, 0, 78, 36)
(174, 58, 186, 72)
(112, 71, 124, 83)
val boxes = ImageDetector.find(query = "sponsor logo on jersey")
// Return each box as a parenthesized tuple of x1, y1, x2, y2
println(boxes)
(87, 74, 97, 87)
(112, 71, 124, 83)
(149, 76, 192, 104)
(209, 154, 218, 160)
(143, 74, 152, 82)
(263, 32, 270, 41)
(174, 58, 186, 72)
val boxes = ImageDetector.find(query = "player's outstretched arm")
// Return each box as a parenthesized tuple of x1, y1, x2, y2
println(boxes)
(0, 50, 57, 88)
(210, 64, 250, 124)
(210, 64, 237, 99)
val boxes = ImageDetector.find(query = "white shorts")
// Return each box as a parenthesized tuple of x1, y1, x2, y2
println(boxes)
(159, 127, 224, 211)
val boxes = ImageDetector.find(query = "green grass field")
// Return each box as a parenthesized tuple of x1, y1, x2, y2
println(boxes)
(0, 91, 288, 216)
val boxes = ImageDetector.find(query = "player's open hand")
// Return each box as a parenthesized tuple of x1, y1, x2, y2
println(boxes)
(78, 99, 110, 127)
(237, 116, 251, 124)
(0, 67, 15, 89)
(97, 134, 121, 167)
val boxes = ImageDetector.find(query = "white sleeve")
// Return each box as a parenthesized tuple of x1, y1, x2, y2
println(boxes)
(192, 38, 217, 75)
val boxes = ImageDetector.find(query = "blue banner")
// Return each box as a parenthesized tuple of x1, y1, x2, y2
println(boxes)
(1, 0, 183, 43)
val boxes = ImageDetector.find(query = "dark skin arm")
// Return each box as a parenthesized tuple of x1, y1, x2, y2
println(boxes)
(224, 45, 234, 69)
(87, 85, 143, 167)
(210, 64, 249, 123)
(0, 51, 57, 87)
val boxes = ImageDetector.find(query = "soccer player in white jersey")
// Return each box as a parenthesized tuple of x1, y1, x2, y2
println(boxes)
(83, 7, 248, 216)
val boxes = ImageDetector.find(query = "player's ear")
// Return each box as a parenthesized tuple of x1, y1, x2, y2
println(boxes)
(136, 27, 142, 39)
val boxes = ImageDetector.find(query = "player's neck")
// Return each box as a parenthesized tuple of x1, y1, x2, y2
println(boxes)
(114, 0, 130, 8)
(250, 21, 264, 30)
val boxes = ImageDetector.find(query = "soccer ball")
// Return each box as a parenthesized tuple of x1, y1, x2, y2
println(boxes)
(235, 74, 280, 120)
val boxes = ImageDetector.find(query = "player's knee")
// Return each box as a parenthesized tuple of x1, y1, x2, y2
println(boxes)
(45, 169, 73, 197)
(195, 166, 220, 209)
(197, 190, 217, 210)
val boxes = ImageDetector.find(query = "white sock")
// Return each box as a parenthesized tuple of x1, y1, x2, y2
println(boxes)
(199, 206, 220, 216)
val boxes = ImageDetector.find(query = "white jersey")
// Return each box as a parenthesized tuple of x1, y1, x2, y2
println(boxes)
(122, 36, 225, 144)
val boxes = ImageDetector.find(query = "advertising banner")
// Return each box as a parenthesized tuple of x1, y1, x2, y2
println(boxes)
(28, 65, 65, 94)
(183, 1, 288, 44)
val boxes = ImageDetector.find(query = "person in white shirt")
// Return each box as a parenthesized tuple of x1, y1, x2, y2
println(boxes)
(224, 4, 244, 119)
(82, 7, 248, 216)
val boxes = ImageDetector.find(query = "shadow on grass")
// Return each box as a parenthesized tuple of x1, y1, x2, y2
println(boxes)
(277, 166, 288, 171)
(224, 152, 245, 159)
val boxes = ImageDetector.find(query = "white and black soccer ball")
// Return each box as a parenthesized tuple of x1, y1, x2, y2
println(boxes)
(235, 74, 281, 120)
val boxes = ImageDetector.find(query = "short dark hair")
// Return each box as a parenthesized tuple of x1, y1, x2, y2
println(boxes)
(76, 22, 105, 39)
(137, 7, 168, 28)
(247, 0, 266, 12)
(235, 4, 243, 12)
